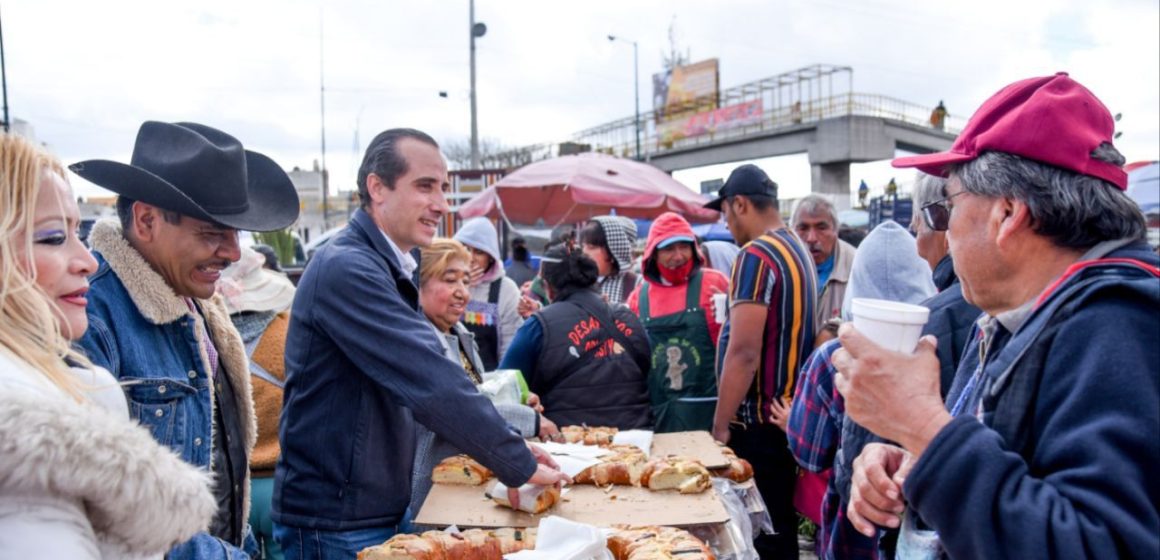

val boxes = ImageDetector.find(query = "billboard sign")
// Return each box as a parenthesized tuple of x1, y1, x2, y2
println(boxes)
(653, 58, 719, 122)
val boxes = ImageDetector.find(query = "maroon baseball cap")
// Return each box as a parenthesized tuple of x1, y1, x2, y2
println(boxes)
(893, 73, 1127, 190)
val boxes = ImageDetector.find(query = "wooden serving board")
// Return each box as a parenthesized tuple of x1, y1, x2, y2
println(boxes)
(414, 483, 729, 529)
(650, 431, 730, 469)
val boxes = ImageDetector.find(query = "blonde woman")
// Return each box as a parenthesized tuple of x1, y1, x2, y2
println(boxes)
(0, 134, 214, 559)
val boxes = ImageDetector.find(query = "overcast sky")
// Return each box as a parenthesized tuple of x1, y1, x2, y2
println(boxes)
(6, 0, 1158, 203)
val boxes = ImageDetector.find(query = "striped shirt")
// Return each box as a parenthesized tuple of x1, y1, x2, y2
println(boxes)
(726, 228, 817, 425)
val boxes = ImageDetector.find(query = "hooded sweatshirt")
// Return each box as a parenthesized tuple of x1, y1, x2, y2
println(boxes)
(838, 221, 936, 321)
(627, 212, 730, 346)
(702, 240, 741, 275)
(453, 218, 525, 365)
(590, 216, 638, 304)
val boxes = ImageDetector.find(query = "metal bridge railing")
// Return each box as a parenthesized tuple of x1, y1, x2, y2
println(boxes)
(566, 92, 963, 160)
(491, 64, 964, 166)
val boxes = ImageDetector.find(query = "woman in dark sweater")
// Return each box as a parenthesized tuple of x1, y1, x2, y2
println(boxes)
(500, 244, 652, 429)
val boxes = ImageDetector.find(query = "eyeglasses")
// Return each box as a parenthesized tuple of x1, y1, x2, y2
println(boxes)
(921, 191, 968, 231)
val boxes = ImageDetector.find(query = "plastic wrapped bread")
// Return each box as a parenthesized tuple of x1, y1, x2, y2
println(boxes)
(485, 481, 562, 514)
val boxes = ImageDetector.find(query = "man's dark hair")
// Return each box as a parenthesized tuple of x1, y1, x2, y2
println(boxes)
(512, 245, 530, 262)
(116, 196, 182, 232)
(949, 150, 1145, 250)
(729, 193, 778, 213)
(540, 244, 600, 301)
(548, 224, 576, 248)
(838, 225, 867, 248)
(356, 128, 439, 209)
(579, 221, 607, 251)
(579, 221, 619, 274)
(252, 244, 283, 272)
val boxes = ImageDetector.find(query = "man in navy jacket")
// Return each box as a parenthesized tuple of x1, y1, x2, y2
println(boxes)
(272, 129, 567, 559)
(832, 73, 1159, 559)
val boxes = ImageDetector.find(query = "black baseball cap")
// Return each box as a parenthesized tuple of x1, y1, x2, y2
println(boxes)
(703, 164, 779, 211)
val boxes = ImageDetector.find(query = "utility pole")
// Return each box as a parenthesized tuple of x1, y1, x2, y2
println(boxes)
(469, 0, 486, 169)
(319, 8, 329, 229)
(608, 35, 641, 160)
(632, 40, 640, 160)
(1, 6, 10, 133)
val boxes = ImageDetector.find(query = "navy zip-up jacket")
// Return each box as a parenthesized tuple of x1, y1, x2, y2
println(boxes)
(904, 242, 1160, 559)
(272, 209, 537, 530)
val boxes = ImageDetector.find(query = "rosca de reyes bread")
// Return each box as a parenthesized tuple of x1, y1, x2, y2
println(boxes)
(607, 526, 716, 560)
(561, 425, 619, 446)
(489, 527, 537, 554)
(639, 456, 712, 494)
(432, 454, 493, 486)
(357, 528, 537, 560)
(709, 445, 755, 483)
(422, 530, 501, 559)
(356, 533, 440, 560)
(573, 444, 649, 486)
(359, 525, 714, 560)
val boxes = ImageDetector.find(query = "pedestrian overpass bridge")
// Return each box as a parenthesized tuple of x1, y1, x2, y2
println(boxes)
(502, 65, 960, 209)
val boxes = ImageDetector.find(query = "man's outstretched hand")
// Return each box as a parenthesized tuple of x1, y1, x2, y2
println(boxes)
(507, 445, 571, 510)
(832, 324, 950, 457)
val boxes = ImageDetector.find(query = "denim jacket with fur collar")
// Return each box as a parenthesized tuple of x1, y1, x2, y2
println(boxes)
(79, 219, 255, 560)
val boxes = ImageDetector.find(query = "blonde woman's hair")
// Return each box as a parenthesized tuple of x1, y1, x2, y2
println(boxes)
(0, 133, 89, 400)
(419, 238, 471, 286)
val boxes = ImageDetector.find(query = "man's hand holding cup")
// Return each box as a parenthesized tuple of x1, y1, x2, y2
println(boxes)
(832, 299, 951, 458)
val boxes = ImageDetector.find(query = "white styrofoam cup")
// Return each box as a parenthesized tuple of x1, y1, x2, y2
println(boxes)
(850, 298, 931, 353)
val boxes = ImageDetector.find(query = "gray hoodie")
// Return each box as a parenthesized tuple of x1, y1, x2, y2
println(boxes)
(840, 221, 936, 320)
(453, 218, 524, 362)
(829, 220, 935, 524)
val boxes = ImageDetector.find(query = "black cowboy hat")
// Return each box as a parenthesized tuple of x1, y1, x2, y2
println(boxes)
(69, 121, 300, 232)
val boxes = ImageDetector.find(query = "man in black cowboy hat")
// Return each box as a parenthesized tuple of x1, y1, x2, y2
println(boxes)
(73, 121, 300, 559)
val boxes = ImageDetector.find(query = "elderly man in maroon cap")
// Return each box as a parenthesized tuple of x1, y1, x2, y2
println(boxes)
(833, 73, 1158, 559)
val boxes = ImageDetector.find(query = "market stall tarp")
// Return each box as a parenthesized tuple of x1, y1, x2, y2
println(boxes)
(459, 153, 719, 226)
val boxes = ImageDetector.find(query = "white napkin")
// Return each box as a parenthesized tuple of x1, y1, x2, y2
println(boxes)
(611, 429, 654, 457)
(552, 454, 603, 479)
(504, 516, 614, 560)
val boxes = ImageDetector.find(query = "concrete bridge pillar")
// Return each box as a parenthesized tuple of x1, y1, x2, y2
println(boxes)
(810, 162, 852, 212)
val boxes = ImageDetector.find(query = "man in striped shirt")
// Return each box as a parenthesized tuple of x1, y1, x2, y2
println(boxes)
(706, 164, 818, 559)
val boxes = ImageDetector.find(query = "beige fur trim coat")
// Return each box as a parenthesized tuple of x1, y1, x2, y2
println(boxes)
(87, 219, 257, 526)
(0, 352, 216, 558)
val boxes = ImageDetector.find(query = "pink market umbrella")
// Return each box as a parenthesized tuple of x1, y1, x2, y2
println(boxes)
(459, 153, 719, 225)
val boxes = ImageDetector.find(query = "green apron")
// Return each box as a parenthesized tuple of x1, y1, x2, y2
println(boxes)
(639, 270, 718, 433)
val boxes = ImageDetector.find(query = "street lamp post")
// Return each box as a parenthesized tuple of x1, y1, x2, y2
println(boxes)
(607, 34, 640, 160)
(469, 0, 487, 169)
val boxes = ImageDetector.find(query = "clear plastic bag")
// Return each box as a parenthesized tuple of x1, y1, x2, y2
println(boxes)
(685, 478, 760, 560)
(726, 478, 774, 536)
(479, 369, 527, 406)
(895, 509, 942, 560)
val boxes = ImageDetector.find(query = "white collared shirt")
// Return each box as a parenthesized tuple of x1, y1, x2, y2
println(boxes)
(379, 229, 418, 278)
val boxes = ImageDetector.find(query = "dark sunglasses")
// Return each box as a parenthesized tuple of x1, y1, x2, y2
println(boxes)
(921, 191, 968, 231)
